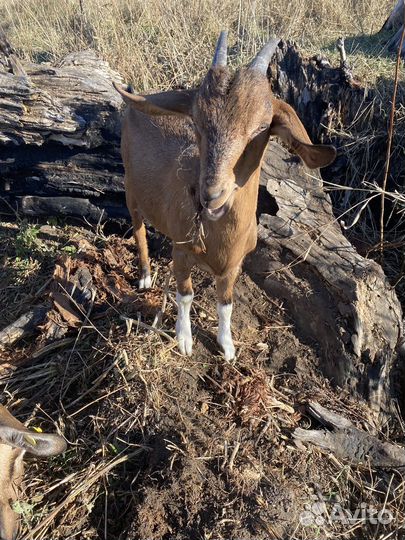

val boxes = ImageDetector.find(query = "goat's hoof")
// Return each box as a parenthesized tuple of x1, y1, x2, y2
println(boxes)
(218, 339, 235, 361)
(138, 274, 152, 290)
(177, 336, 193, 356)
(176, 325, 193, 356)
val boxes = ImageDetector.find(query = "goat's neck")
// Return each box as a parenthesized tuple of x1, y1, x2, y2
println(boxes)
(233, 173, 259, 219)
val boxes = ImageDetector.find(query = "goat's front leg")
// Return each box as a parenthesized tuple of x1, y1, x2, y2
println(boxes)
(215, 267, 239, 361)
(172, 248, 194, 356)
(128, 199, 151, 290)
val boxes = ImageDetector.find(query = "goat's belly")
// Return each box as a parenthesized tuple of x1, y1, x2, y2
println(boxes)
(194, 258, 216, 274)
(129, 179, 197, 242)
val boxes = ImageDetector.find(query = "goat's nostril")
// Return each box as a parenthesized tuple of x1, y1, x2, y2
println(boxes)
(206, 190, 223, 202)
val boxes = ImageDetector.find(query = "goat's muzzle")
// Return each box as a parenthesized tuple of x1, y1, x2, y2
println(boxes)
(203, 184, 238, 221)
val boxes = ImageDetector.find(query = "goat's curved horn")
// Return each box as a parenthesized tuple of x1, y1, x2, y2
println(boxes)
(249, 37, 280, 74)
(212, 30, 228, 67)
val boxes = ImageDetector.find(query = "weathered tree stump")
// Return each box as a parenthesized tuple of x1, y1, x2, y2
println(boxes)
(268, 39, 405, 236)
(382, 0, 405, 31)
(268, 40, 371, 145)
(246, 141, 403, 416)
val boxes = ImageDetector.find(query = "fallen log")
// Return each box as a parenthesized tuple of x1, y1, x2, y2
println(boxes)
(0, 28, 125, 220)
(0, 35, 397, 220)
(18, 195, 128, 221)
(0, 36, 369, 221)
(0, 306, 48, 348)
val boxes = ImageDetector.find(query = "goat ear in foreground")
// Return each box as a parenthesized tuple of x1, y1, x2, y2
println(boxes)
(0, 426, 67, 457)
(270, 98, 336, 169)
(113, 82, 194, 116)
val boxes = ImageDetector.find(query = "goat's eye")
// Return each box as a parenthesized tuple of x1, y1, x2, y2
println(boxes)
(250, 124, 269, 141)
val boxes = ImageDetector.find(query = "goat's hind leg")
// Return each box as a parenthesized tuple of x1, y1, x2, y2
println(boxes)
(215, 267, 239, 361)
(130, 207, 151, 289)
(172, 248, 194, 356)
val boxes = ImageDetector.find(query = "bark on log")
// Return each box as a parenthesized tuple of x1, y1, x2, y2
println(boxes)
(0, 27, 27, 78)
(0, 32, 125, 220)
(246, 141, 403, 417)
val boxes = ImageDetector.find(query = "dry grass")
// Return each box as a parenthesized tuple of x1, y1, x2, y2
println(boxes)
(0, 0, 399, 90)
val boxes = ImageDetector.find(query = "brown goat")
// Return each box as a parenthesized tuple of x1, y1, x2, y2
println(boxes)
(0, 404, 66, 540)
(114, 32, 336, 360)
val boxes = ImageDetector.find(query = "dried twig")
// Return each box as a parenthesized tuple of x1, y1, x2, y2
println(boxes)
(120, 315, 176, 343)
(0, 306, 48, 348)
(380, 10, 405, 259)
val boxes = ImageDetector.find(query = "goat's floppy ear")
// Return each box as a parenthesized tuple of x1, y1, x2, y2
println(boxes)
(0, 425, 67, 457)
(113, 83, 195, 116)
(270, 98, 336, 169)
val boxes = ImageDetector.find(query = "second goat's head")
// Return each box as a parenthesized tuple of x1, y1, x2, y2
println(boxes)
(0, 405, 66, 540)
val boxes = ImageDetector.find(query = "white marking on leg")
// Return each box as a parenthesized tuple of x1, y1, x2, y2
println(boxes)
(217, 302, 235, 361)
(138, 274, 152, 290)
(175, 292, 194, 356)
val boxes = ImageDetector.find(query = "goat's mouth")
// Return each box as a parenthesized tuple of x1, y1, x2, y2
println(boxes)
(203, 187, 237, 222)
(205, 203, 228, 221)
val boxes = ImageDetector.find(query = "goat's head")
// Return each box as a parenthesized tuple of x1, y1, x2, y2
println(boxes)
(192, 33, 283, 219)
(0, 405, 66, 540)
(114, 32, 336, 221)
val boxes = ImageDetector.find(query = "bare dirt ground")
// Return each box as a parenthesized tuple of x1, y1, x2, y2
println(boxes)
(0, 219, 404, 540)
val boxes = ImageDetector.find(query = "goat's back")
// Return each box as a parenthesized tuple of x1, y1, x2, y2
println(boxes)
(121, 108, 201, 240)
